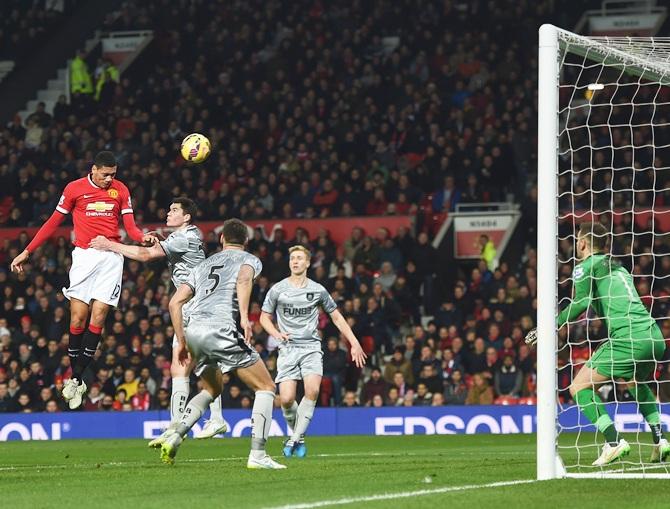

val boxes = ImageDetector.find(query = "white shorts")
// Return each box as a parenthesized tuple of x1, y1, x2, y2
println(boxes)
(185, 322, 260, 376)
(275, 344, 323, 384)
(63, 247, 124, 307)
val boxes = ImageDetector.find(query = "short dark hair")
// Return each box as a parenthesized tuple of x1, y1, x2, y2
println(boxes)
(222, 218, 248, 245)
(578, 222, 609, 252)
(94, 151, 117, 168)
(172, 197, 197, 224)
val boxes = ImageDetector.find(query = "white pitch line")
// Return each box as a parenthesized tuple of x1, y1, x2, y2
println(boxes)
(262, 479, 536, 509)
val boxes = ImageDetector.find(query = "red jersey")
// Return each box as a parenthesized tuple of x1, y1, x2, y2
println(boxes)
(56, 175, 134, 248)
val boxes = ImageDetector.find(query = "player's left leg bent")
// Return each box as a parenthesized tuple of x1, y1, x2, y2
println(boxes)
(292, 373, 321, 458)
(276, 347, 301, 441)
(278, 380, 299, 457)
(288, 350, 322, 457)
(570, 359, 621, 448)
(161, 365, 221, 464)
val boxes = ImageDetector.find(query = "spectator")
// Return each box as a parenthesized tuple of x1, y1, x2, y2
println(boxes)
(417, 364, 443, 395)
(494, 355, 524, 398)
(479, 234, 497, 271)
(117, 369, 139, 400)
(414, 383, 433, 406)
(383, 346, 414, 386)
(131, 381, 152, 410)
(386, 386, 401, 406)
(84, 384, 103, 411)
(431, 393, 445, 406)
(340, 391, 359, 408)
(444, 369, 468, 405)
(432, 175, 461, 213)
(323, 338, 347, 406)
(361, 367, 388, 406)
(466, 373, 494, 405)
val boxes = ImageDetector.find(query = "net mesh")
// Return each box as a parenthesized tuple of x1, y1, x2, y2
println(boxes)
(556, 31, 670, 475)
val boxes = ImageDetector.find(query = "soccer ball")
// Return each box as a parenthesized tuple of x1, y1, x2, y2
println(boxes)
(180, 133, 211, 163)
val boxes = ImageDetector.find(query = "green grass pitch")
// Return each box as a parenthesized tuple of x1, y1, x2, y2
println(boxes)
(1, 434, 668, 508)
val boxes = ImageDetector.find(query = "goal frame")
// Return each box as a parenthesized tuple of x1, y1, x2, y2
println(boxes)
(536, 23, 670, 480)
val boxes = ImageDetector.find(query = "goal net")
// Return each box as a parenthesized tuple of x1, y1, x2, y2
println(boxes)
(537, 25, 670, 479)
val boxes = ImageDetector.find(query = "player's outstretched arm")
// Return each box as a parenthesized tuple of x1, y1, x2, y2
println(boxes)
(557, 272, 592, 328)
(89, 235, 165, 262)
(169, 283, 194, 366)
(259, 311, 290, 341)
(10, 210, 67, 273)
(236, 264, 255, 343)
(329, 309, 367, 368)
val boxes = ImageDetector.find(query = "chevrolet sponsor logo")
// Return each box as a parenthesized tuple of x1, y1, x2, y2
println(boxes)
(85, 202, 115, 212)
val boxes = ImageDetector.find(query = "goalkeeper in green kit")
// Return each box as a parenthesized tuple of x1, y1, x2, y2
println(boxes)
(526, 222, 669, 466)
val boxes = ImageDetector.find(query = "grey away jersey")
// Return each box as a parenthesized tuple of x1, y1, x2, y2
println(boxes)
(159, 225, 205, 288)
(262, 278, 337, 345)
(185, 249, 262, 326)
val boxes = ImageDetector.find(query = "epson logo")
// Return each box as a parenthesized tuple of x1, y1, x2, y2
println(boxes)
(375, 414, 536, 435)
(0, 422, 65, 441)
(143, 419, 288, 439)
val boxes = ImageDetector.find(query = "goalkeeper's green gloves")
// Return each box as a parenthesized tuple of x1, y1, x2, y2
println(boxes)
(524, 328, 537, 347)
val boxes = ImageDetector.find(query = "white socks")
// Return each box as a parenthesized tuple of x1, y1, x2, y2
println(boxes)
(209, 395, 223, 422)
(282, 400, 299, 430)
(170, 377, 190, 422)
(250, 390, 275, 458)
(291, 398, 316, 443)
(176, 390, 213, 437)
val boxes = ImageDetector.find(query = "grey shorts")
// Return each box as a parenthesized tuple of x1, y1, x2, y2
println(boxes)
(275, 344, 323, 383)
(185, 322, 260, 376)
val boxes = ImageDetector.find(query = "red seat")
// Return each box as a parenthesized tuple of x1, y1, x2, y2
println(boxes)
(319, 376, 333, 406)
(361, 336, 375, 356)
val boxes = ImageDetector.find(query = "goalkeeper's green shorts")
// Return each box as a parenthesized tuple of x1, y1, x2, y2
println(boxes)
(587, 326, 666, 380)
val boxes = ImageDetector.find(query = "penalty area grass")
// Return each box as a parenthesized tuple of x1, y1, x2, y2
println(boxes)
(0, 434, 667, 508)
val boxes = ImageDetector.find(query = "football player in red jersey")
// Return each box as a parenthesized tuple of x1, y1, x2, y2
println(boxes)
(10, 151, 154, 409)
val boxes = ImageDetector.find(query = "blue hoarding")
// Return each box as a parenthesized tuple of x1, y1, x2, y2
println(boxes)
(1, 404, 669, 441)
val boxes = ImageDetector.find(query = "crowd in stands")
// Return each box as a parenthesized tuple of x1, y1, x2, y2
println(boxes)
(1, 0, 669, 413)
(0, 0, 80, 62)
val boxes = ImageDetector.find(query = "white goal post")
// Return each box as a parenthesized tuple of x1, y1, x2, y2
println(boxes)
(537, 24, 670, 480)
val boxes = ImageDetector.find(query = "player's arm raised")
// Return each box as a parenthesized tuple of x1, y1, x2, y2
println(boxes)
(169, 283, 194, 366)
(89, 235, 165, 262)
(329, 309, 367, 368)
(236, 264, 255, 343)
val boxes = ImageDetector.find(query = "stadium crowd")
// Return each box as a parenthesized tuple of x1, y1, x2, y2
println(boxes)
(1, 0, 669, 413)
(0, 0, 81, 62)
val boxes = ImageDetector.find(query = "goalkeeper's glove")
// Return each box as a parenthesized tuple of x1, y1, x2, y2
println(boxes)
(524, 328, 537, 347)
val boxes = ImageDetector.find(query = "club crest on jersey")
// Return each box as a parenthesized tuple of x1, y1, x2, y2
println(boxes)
(86, 202, 115, 212)
(306, 292, 315, 301)
(573, 266, 585, 279)
(107, 189, 119, 199)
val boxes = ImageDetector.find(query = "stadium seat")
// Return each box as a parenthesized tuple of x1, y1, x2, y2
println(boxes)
(319, 376, 333, 407)
(361, 336, 376, 356)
